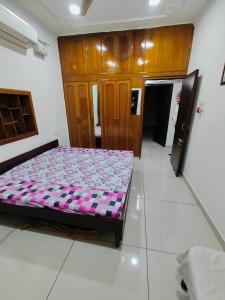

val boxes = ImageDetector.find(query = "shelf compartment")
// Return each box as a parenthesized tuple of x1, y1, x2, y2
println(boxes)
(23, 115, 36, 132)
(0, 88, 38, 145)
(0, 117, 6, 140)
(4, 123, 17, 138)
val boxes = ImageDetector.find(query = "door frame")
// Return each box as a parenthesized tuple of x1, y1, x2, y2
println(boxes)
(140, 76, 185, 156)
(89, 81, 102, 148)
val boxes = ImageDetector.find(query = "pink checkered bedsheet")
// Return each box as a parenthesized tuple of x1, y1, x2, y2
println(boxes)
(0, 147, 133, 219)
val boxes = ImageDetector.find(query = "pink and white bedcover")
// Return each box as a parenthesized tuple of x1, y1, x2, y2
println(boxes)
(0, 147, 133, 219)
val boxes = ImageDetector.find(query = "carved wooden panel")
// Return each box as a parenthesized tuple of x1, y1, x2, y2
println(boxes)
(64, 82, 93, 148)
(131, 29, 146, 73)
(86, 34, 102, 74)
(58, 24, 194, 76)
(117, 81, 130, 150)
(145, 25, 194, 74)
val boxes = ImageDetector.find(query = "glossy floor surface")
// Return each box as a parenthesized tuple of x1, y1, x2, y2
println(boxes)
(0, 138, 222, 300)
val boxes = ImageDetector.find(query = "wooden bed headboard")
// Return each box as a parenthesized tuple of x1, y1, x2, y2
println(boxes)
(0, 140, 59, 175)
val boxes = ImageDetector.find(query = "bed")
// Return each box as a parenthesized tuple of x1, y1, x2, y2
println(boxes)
(0, 140, 133, 247)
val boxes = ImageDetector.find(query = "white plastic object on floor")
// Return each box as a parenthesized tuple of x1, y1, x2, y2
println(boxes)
(176, 247, 225, 300)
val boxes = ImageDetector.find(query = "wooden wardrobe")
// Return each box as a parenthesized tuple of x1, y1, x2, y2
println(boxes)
(59, 24, 194, 155)
(64, 80, 131, 150)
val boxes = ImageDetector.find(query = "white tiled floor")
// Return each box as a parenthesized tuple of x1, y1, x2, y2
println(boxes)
(0, 138, 222, 300)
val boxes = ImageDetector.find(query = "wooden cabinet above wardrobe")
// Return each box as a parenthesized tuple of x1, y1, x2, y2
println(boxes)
(58, 24, 194, 77)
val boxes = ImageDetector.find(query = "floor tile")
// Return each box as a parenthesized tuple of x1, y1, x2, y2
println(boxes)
(99, 197, 146, 248)
(143, 157, 175, 176)
(150, 145, 171, 157)
(148, 250, 180, 300)
(0, 224, 14, 243)
(133, 158, 143, 173)
(48, 242, 148, 300)
(144, 174, 196, 204)
(130, 173, 144, 199)
(0, 229, 73, 300)
(145, 200, 222, 254)
(123, 197, 146, 248)
(141, 146, 152, 157)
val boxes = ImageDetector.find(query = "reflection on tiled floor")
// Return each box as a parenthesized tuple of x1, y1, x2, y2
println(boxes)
(0, 138, 222, 300)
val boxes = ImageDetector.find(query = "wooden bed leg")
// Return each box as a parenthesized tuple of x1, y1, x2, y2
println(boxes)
(115, 228, 123, 248)
(115, 234, 121, 248)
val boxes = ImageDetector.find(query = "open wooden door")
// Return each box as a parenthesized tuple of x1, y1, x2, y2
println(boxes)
(171, 70, 199, 176)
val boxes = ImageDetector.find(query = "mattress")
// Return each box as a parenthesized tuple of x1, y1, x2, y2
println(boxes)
(0, 147, 133, 219)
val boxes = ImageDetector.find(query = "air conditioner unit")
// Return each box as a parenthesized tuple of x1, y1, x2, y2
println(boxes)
(0, 4, 38, 49)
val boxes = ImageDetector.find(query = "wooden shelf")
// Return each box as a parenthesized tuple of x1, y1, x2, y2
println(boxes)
(0, 106, 20, 110)
(0, 88, 38, 144)
(3, 121, 18, 126)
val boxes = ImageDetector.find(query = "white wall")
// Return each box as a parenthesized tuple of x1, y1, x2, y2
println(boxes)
(0, 0, 69, 162)
(183, 0, 225, 240)
(166, 81, 182, 146)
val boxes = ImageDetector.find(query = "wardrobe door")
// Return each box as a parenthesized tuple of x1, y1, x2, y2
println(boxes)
(102, 80, 130, 150)
(102, 81, 118, 149)
(74, 82, 94, 148)
(64, 83, 80, 147)
(64, 82, 93, 148)
(117, 80, 130, 150)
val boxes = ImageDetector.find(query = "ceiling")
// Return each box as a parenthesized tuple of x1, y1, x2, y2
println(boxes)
(15, 0, 209, 36)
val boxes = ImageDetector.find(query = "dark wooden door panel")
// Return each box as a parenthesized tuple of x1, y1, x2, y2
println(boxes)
(171, 70, 199, 176)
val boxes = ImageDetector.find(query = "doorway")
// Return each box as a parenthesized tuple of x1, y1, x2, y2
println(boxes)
(142, 80, 182, 148)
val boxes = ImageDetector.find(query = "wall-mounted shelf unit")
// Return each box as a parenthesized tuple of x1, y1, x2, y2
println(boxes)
(0, 88, 38, 145)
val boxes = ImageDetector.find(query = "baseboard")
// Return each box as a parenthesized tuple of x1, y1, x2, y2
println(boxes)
(182, 174, 225, 251)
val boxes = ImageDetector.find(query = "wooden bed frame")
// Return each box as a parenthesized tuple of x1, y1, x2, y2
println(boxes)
(0, 140, 131, 247)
